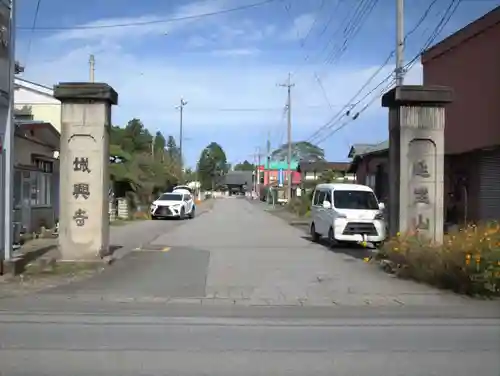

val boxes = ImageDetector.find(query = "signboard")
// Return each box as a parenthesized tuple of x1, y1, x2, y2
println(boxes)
(278, 168, 284, 186)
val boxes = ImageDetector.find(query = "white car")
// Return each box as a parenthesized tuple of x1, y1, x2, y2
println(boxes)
(309, 183, 386, 248)
(150, 192, 195, 220)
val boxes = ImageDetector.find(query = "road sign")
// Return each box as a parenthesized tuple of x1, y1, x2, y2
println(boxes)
(278, 168, 284, 186)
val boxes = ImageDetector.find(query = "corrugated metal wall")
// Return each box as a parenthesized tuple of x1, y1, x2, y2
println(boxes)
(478, 148, 500, 221)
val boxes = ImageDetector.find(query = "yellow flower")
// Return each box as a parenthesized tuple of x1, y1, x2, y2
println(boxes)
(396, 232, 401, 237)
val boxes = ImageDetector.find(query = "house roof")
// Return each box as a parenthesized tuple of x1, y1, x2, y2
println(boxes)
(223, 171, 253, 187)
(348, 141, 389, 159)
(421, 5, 500, 64)
(297, 161, 351, 173)
(14, 77, 57, 101)
(15, 120, 60, 149)
(347, 143, 378, 158)
(347, 141, 389, 173)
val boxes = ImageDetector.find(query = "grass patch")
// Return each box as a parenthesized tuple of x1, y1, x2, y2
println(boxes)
(23, 260, 104, 278)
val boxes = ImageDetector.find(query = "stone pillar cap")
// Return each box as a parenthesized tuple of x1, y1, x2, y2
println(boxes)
(54, 82, 118, 105)
(382, 85, 453, 108)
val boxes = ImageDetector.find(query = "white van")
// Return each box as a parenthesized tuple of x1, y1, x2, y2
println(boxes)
(310, 183, 386, 247)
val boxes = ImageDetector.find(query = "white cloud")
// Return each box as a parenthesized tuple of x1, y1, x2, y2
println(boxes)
(211, 48, 260, 56)
(187, 35, 211, 48)
(22, 39, 423, 163)
(282, 13, 315, 41)
(21, 0, 424, 164)
(47, 0, 229, 43)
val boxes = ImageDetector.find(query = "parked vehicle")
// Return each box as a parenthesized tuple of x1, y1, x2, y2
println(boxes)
(172, 185, 193, 195)
(150, 192, 195, 220)
(309, 183, 386, 248)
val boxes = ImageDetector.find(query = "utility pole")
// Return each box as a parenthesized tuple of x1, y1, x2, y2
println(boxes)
(3, 0, 16, 261)
(176, 98, 188, 168)
(89, 54, 95, 83)
(395, 0, 404, 86)
(253, 150, 257, 195)
(256, 147, 262, 198)
(266, 130, 271, 184)
(279, 73, 294, 202)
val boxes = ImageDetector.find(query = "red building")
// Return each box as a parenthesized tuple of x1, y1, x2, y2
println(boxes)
(258, 165, 301, 186)
(349, 6, 500, 224)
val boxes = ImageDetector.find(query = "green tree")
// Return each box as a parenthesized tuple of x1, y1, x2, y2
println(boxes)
(120, 118, 152, 153)
(109, 119, 182, 205)
(197, 142, 228, 190)
(183, 167, 197, 183)
(153, 131, 166, 154)
(319, 170, 341, 183)
(166, 136, 179, 162)
(270, 141, 324, 162)
(234, 160, 255, 171)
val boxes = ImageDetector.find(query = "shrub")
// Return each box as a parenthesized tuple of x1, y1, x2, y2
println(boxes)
(287, 196, 311, 217)
(379, 222, 500, 296)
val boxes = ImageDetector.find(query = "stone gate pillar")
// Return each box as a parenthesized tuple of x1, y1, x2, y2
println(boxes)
(54, 83, 118, 260)
(382, 85, 453, 244)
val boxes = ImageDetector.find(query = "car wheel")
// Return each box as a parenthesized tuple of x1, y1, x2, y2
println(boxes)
(328, 227, 338, 248)
(151, 216, 159, 220)
(179, 208, 185, 220)
(310, 223, 320, 242)
(189, 207, 195, 219)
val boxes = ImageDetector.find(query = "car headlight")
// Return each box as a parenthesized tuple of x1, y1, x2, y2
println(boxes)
(150, 204, 157, 211)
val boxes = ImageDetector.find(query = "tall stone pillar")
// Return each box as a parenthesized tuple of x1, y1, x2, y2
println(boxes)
(54, 83, 118, 260)
(382, 85, 453, 244)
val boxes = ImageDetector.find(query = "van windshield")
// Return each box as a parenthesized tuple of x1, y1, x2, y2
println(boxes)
(333, 190, 379, 210)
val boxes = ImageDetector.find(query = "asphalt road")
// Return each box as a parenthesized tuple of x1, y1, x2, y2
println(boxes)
(1, 313, 499, 375)
(1, 197, 499, 375)
(108, 200, 213, 260)
(9, 197, 486, 307)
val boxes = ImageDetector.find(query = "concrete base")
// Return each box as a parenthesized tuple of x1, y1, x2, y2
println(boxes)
(1, 258, 25, 276)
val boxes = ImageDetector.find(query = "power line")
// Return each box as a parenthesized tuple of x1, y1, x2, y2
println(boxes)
(313, 79, 396, 145)
(281, 0, 336, 110)
(291, 0, 373, 78)
(299, 0, 327, 48)
(24, 0, 42, 65)
(308, 0, 462, 146)
(183, 104, 345, 112)
(306, 0, 448, 144)
(17, 0, 278, 30)
(324, 0, 380, 67)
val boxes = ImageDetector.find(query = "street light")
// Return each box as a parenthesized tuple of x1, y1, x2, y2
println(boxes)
(175, 98, 188, 167)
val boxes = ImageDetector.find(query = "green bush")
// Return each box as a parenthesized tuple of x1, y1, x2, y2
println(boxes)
(380, 223, 500, 297)
(287, 196, 311, 217)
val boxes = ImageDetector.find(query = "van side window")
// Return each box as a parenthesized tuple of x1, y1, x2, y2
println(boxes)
(316, 191, 326, 205)
(325, 191, 332, 203)
(312, 190, 321, 205)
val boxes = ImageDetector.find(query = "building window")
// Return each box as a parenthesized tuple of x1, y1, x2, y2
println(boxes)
(31, 172, 52, 206)
(33, 158, 54, 173)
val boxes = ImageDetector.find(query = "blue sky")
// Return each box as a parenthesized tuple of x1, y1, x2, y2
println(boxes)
(16, 0, 499, 167)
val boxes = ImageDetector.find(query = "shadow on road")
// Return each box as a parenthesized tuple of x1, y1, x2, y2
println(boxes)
(300, 234, 374, 260)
